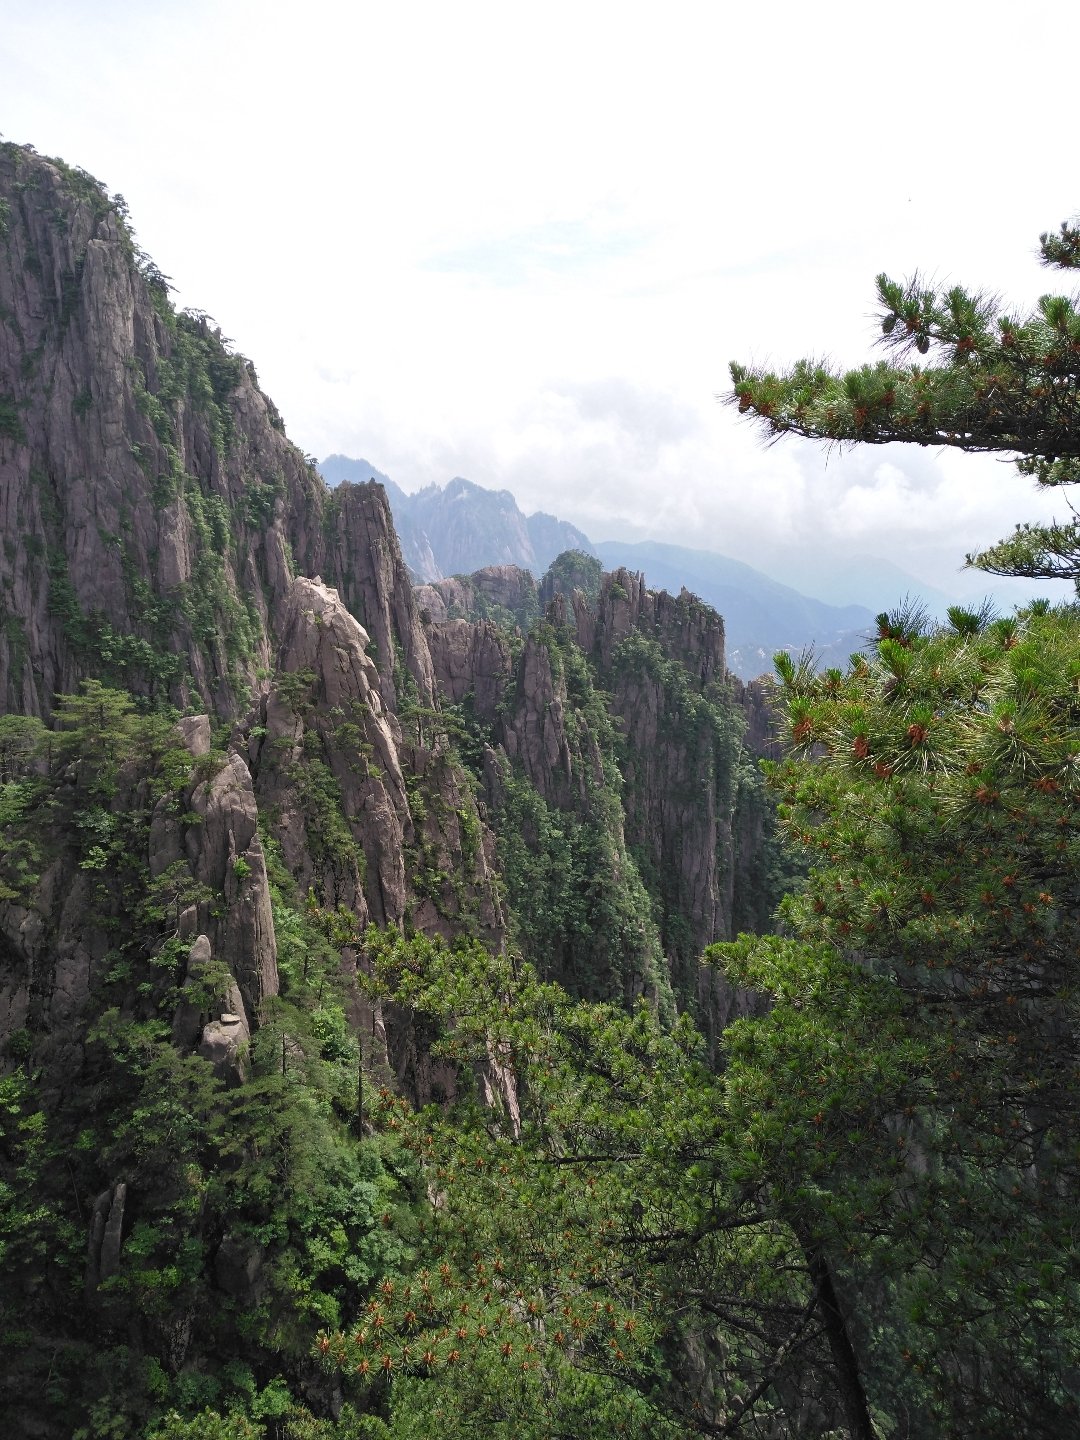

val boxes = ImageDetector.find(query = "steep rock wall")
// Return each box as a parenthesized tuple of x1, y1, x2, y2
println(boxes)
(0, 145, 433, 728)
(0, 148, 310, 716)
(0, 145, 511, 1105)
(418, 562, 781, 1030)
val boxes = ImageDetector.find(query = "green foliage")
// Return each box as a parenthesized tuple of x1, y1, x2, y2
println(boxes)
(289, 744, 366, 882)
(706, 603, 1080, 1434)
(148, 310, 244, 462)
(46, 154, 119, 224)
(721, 222, 1080, 1435)
(273, 667, 317, 714)
(329, 932, 858, 1438)
(396, 698, 471, 752)
(238, 471, 286, 528)
(51, 681, 186, 798)
(438, 572, 539, 632)
(0, 704, 423, 1438)
(0, 1071, 55, 1276)
(542, 548, 603, 602)
(0, 393, 25, 442)
(145, 1410, 260, 1440)
(489, 619, 686, 1010)
(0, 713, 45, 781)
(0, 716, 47, 899)
(496, 764, 667, 1010)
(731, 220, 1080, 587)
(41, 527, 186, 697)
(164, 476, 262, 684)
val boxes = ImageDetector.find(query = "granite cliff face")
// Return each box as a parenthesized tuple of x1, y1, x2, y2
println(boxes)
(412, 559, 781, 1032)
(0, 137, 785, 1149)
(0, 147, 435, 726)
(1, 150, 293, 717)
(0, 146, 519, 1163)
(0, 144, 783, 1437)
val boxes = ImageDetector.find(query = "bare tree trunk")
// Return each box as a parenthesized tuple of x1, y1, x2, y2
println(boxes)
(797, 1229, 875, 1440)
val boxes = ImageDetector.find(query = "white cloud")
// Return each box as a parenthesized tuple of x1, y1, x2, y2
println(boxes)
(3, 0, 1078, 602)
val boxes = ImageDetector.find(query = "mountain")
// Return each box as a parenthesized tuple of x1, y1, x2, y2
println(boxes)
(0, 143, 780, 1437)
(594, 539, 877, 677)
(318, 460, 881, 677)
(318, 457, 596, 582)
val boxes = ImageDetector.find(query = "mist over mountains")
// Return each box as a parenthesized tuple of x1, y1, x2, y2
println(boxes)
(320, 455, 884, 678)
(320, 454, 593, 583)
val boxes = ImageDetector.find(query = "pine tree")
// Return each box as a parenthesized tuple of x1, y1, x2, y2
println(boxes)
(719, 222, 1080, 1435)
(319, 226, 1080, 1438)
(730, 219, 1080, 583)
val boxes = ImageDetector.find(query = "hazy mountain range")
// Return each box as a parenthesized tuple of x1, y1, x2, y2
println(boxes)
(320, 455, 593, 582)
(320, 455, 964, 678)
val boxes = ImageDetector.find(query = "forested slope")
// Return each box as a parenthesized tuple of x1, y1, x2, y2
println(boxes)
(0, 144, 782, 1438)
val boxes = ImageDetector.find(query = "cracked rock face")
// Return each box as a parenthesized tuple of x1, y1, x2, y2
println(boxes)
(1, 140, 776, 1114)
(306, 484, 437, 713)
(424, 619, 513, 719)
(416, 562, 777, 1034)
(199, 1011, 250, 1085)
(0, 146, 434, 727)
(171, 932, 251, 1085)
(149, 722, 279, 1017)
(257, 576, 409, 927)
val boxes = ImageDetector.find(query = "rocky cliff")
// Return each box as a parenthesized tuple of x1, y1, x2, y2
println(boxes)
(0, 143, 782, 1069)
(0, 143, 783, 1438)
(320, 458, 597, 582)
(415, 563, 540, 630)
(412, 558, 781, 1036)
(0, 148, 437, 726)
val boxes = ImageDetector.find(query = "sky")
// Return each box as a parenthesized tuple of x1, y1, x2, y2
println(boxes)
(4, 0, 1080, 609)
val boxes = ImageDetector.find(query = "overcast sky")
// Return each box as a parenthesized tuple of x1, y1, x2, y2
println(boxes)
(5, 0, 1079, 606)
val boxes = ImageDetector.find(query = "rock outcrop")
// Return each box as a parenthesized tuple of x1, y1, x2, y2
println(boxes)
(0, 146, 431, 726)
(0, 149, 304, 718)
(416, 560, 781, 1032)
(415, 564, 539, 630)
(172, 933, 251, 1085)
(256, 575, 410, 925)
(0, 142, 785, 1440)
(307, 483, 437, 711)
(148, 725, 279, 1017)
(424, 619, 513, 717)
(0, 141, 782, 1082)
(0, 140, 506, 1084)
(86, 1181, 127, 1293)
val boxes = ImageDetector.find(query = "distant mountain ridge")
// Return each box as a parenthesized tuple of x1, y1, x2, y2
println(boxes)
(319, 455, 594, 581)
(593, 539, 877, 677)
(319, 456, 884, 678)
